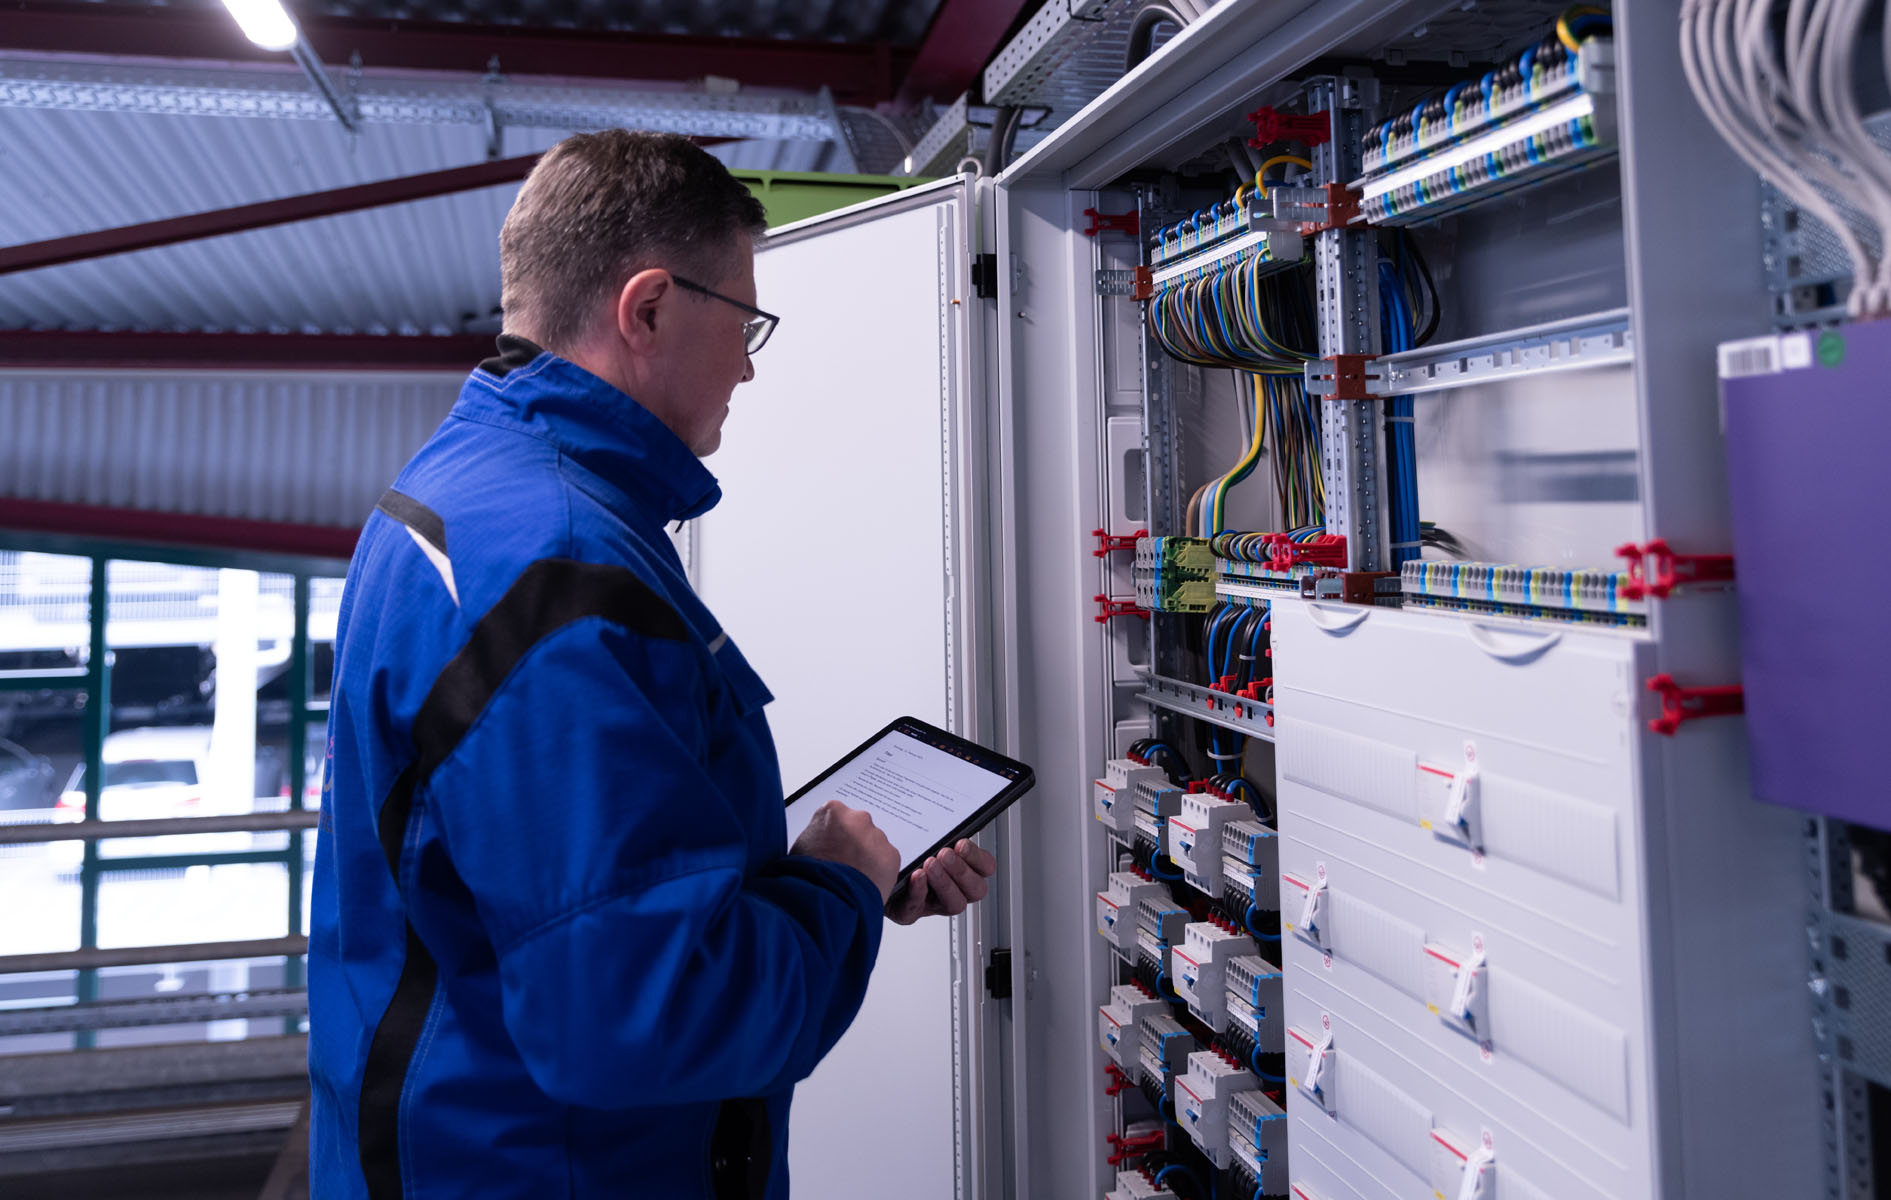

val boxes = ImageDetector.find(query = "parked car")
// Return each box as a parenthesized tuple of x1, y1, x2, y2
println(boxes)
(54, 727, 253, 861)
(0, 738, 56, 811)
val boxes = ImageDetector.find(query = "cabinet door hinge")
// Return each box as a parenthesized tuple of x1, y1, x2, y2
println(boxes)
(971, 253, 998, 299)
(984, 947, 1013, 1000)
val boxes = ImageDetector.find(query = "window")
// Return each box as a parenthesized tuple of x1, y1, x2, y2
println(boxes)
(0, 541, 343, 1053)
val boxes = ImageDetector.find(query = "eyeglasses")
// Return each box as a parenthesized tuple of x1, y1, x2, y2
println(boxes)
(671, 275, 779, 355)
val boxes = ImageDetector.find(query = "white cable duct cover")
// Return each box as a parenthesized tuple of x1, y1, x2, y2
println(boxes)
(0, 55, 841, 140)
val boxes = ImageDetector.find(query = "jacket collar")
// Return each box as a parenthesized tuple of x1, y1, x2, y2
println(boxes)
(459, 334, 722, 525)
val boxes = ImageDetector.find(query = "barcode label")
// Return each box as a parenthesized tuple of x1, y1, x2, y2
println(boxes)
(1718, 335, 1780, 379)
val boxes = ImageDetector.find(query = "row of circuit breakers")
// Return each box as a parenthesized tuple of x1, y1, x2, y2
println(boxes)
(1094, 751, 1497, 1200)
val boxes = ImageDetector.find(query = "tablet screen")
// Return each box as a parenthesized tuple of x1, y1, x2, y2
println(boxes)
(784, 720, 1026, 875)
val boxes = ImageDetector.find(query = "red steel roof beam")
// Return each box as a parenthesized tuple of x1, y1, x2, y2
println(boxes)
(894, 0, 1037, 108)
(0, 154, 543, 277)
(0, 331, 494, 371)
(0, 497, 360, 562)
(0, 4, 910, 104)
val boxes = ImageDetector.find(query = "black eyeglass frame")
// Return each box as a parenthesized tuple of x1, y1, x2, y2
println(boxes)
(671, 275, 779, 355)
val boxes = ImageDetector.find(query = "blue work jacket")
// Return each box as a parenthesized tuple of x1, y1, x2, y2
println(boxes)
(308, 336, 886, 1198)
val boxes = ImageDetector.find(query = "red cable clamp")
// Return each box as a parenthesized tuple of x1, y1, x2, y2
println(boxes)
(1083, 207, 1140, 237)
(1104, 1063, 1134, 1097)
(1094, 595, 1148, 623)
(1265, 532, 1348, 570)
(1646, 673, 1745, 736)
(1093, 527, 1147, 556)
(1247, 105, 1331, 148)
(1616, 539, 1736, 600)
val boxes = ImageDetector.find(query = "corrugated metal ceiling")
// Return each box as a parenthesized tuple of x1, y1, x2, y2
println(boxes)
(55, 0, 946, 45)
(0, 86, 849, 334)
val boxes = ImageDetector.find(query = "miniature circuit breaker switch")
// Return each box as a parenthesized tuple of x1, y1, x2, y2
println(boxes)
(1099, 983, 1167, 1069)
(1170, 919, 1258, 1029)
(1175, 1048, 1259, 1169)
(1098, 870, 1166, 954)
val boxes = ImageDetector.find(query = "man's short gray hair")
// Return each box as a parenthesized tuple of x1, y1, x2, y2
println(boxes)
(499, 130, 769, 350)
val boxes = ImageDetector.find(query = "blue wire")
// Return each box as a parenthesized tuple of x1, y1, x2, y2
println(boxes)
(1154, 1164, 1204, 1198)
(1244, 902, 1282, 942)
(1248, 1042, 1288, 1083)
(1150, 854, 1184, 882)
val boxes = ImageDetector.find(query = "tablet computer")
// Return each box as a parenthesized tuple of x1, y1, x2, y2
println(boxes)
(783, 716, 1034, 883)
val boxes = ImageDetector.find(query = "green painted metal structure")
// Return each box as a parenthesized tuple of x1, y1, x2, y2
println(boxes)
(731, 170, 927, 228)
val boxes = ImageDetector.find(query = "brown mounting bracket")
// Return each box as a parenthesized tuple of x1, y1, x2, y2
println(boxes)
(1306, 353, 1383, 400)
(1297, 183, 1362, 234)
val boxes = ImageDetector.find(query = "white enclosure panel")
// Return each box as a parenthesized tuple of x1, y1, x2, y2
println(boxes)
(697, 189, 967, 1200)
(1272, 599, 1656, 1200)
(0, 371, 456, 527)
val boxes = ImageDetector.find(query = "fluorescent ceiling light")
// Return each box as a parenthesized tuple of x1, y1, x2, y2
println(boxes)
(219, 0, 298, 51)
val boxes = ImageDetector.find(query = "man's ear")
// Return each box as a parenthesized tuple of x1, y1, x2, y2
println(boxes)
(614, 269, 672, 355)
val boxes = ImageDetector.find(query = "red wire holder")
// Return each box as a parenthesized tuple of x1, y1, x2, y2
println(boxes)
(1616, 539, 1736, 600)
(1083, 207, 1141, 237)
(1094, 528, 1147, 556)
(1246, 105, 1332, 148)
(1646, 673, 1745, 736)
(1095, 595, 1149, 623)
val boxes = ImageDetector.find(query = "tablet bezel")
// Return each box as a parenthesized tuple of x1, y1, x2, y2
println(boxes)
(783, 715, 1035, 883)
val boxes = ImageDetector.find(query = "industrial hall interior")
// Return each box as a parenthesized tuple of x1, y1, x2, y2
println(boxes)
(0, 0, 1882, 1197)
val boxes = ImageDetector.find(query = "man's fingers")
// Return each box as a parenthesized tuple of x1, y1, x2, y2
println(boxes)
(885, 868, 927, 924)
(922, 855, 970, 915)
(953, 838, 998, 878)
(935, 847, 988, 904)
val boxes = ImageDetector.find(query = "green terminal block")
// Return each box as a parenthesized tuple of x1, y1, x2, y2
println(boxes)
(1134, 536, 1217, 613)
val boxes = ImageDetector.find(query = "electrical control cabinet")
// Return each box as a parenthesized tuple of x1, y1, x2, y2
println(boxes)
(752, 0, 1838, 1196)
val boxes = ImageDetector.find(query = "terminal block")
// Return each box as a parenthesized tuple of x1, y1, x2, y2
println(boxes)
(1137, 894, 1190, 976)
(1175, 1047, 1259, 1169)
(1171, 919, 1258, 1029)
(1229, 1089, 1290, 1194)
(1100, 983, 1168, 1069)
(1221, 819, 1280, 903)
(1169, 790, 1250, 885)
(1138, 1013, 1196, 1101)
(1097, 870, 1166, 954)
(1401, 558, 1645, 627)
(1226, 955, 1285, 1045)
(1358, 28, 1616, 225)
(1134, 535, 1218, 613)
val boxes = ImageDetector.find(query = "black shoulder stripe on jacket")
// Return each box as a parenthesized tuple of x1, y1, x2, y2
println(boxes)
(357, 557, 689, 1200)
(374, 489, 447, 558)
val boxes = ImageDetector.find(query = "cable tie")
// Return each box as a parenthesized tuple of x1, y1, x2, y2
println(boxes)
(1384, 415, 1416, 423)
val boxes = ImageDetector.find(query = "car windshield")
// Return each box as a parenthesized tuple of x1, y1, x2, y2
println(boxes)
(100, 760, 198, 788)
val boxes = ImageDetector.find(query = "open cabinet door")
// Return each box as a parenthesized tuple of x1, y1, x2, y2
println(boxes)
(694, 177, 1006, 1200)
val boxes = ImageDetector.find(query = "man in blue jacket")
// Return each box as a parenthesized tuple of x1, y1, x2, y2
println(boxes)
(309, 129, 998, 1199)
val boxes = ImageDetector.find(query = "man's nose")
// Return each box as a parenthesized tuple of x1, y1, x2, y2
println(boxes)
(741, 354, 755, 383)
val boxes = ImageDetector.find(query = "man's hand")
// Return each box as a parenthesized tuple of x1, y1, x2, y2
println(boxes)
(887, 839, 998, 925)
(790, 800, 900, 903)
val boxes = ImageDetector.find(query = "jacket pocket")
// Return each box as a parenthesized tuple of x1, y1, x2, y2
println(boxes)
(708, 634, 774, 719)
